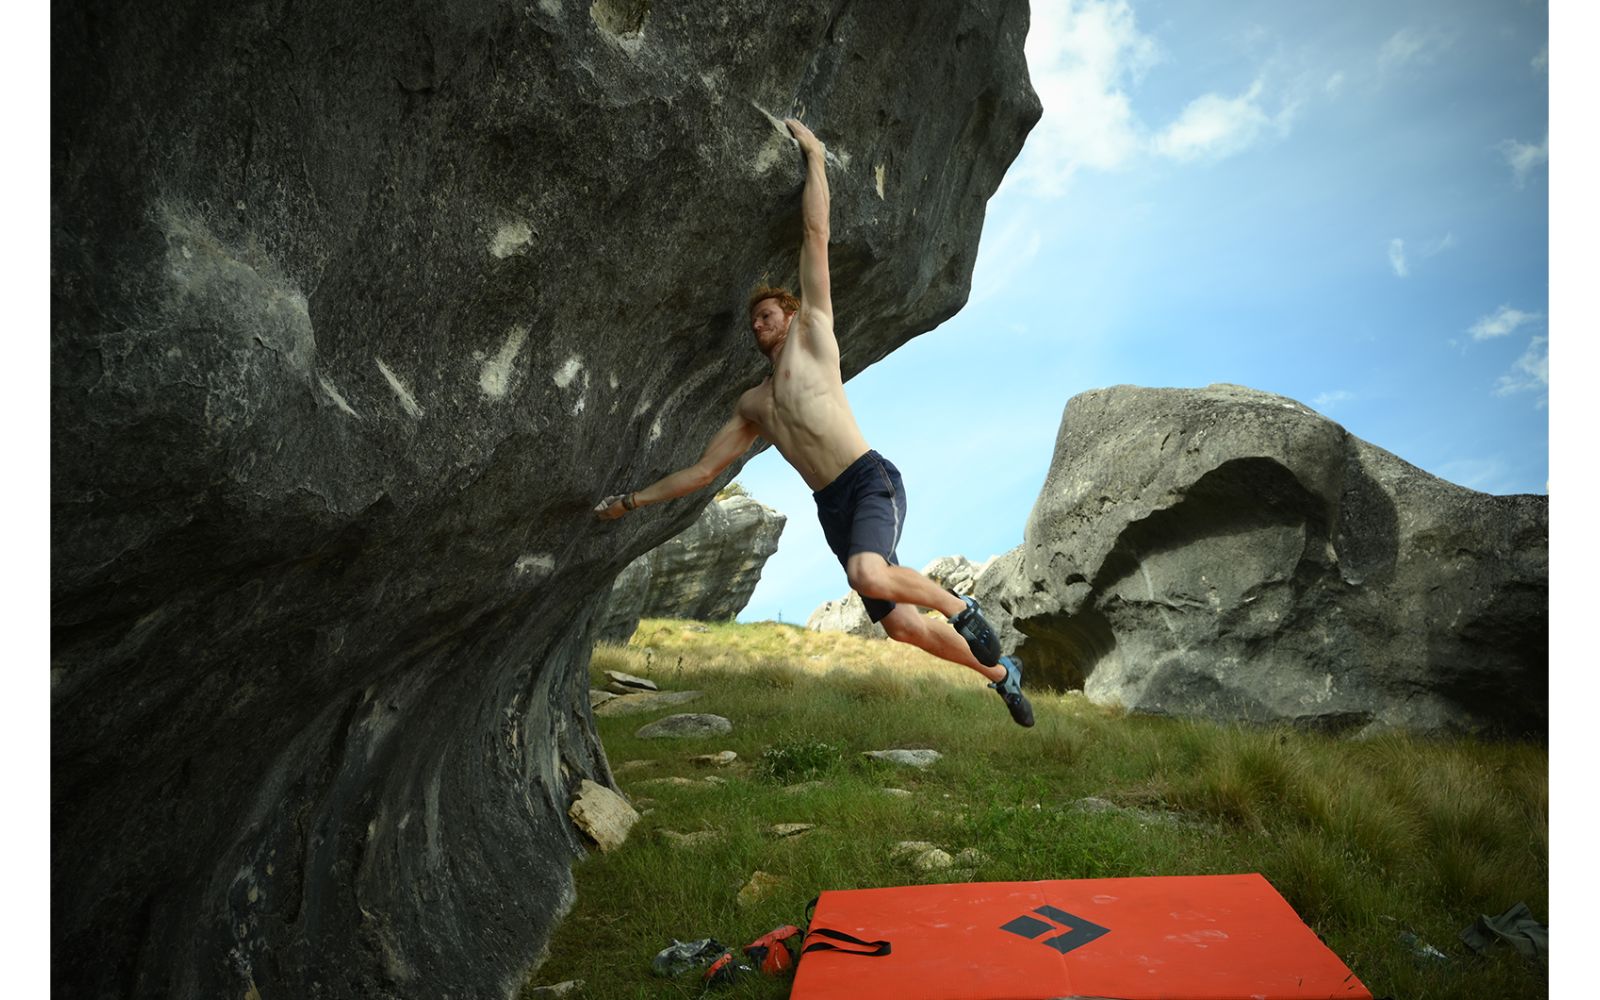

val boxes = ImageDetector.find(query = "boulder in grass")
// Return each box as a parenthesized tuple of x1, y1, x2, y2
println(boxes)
(604, 670, 658, 693)
(864, 749, 942, 769)
(593, 690, 704, 717)
(635, 714, 733, 739)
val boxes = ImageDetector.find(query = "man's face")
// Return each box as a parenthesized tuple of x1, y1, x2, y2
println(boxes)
(750, 298, 791, 354)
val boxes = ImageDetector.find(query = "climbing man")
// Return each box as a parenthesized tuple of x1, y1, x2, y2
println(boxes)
(594, 118, 1032, 727)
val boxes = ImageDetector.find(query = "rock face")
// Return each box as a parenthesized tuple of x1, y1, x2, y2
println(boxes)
(50, 3, 1038, 998)
(977, 384, 1548, 736)
(596, 491, 786, 643)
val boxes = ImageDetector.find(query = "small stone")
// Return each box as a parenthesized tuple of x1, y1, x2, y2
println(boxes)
(891, 840, 940, 859)
(769, 823, 815, 838)
(881, 787, 913, 798)
(783, 780, 827, 795)
(914, 848, 953, 871)
(690, 751, 739, 767)
(594, 690, 703, 717)
(658, 829, 722, 848)
(1073, 796, 1118, 814)
(635, 714, 733, 739)
(863, 749, 942, 769)
(605, 670, 658, 692)
(635, 776, 706, 789)
(954, 848, 989, 867)
(589, 689, 618, 708)
(567, 779, 639, 853)
(703, 775, 726, 785)
(525, 981, 583, 997)
(737, 870, 785, 907)
(613, 759, 654, 773)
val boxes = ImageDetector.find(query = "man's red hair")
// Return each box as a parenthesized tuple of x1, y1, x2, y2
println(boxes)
(748, 285, 800, 318)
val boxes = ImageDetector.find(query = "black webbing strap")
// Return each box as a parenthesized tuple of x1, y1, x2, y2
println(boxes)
(801, 895, 892, 957)
(801, 927, 892, 957)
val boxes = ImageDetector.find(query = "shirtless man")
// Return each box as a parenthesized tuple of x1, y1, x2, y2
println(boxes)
(594, 118, 1032, 727)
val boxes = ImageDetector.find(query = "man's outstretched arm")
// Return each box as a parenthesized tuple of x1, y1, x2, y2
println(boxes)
(786, 118, 835, 350)
(594, 411, 760, 520)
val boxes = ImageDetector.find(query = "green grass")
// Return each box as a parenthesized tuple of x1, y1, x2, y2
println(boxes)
(525, 619, 1548, 999)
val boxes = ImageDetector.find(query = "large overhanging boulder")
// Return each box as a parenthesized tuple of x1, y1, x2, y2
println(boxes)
(977, 384, 1547, 737)
(50, 2, 1039, 997)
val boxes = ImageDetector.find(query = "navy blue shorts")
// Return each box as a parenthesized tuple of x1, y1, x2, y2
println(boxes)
(813, 450, 907, 624)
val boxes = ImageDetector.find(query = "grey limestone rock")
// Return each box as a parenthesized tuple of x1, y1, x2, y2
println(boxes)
(596, 492, 787, 643)
(864, 749, 943, 768)
(807, 554, 991, 638)
(635, 714, 734, 739)
(977, 384, 1548, 736)
(51, 0, 1038, 996)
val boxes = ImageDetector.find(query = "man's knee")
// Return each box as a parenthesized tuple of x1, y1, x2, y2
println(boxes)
(846, 555, 891, 598)
(879, 609, 922, 644)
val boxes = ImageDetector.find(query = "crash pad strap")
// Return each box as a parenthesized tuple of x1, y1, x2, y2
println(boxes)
(802, 896, 891, 957)
(802, 927, 892, 957)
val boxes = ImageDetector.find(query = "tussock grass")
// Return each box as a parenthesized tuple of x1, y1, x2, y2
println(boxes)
(528, 620, 1547, 1000)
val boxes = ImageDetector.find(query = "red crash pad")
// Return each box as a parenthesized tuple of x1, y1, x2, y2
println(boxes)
(790, 874, 1371, 1000)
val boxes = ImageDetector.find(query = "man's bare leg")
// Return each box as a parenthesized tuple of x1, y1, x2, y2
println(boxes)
(878, 604, 1004, 682)
(845, 552, 967, 618)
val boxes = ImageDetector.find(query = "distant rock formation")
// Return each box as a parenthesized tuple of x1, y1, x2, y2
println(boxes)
(806, 555, 993, 638)
(50, 0, 1039, 995)
(977, 384, 1547, 736)
(596, 490, 786, 643)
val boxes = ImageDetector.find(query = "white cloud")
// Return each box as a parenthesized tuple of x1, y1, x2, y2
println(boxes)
(1532, 45, 1548, 73)
(1012, 1, 1294, 194)
(1418, 232, 1456, 257)
(1388, 238, 1408, 277)
(1313, 390, 1354, 408)
(1379, 26, 1453, 70)
(1499, 135, 1549, 188)
(970, 210, 1044, 304)
(1494, 335, 1549, 403)
(1152, 79, 1286, 163)
(1011, 0, 1161, 195)
(1324, 71, 1346, 96)
(1469, 304, 1542, 340)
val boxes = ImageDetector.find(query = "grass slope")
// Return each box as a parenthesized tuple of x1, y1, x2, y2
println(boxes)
(525, 620, 1547, 999)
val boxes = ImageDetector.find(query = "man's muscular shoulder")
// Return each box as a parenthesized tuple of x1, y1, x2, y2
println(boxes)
(735, 378, 772, 425)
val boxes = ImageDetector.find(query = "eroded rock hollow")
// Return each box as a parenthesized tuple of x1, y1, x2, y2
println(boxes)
(51, 2, 1039, 995)
(978, 384, 1548, 736)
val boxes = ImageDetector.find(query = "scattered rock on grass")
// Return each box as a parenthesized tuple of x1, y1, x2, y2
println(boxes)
(636, 714, 733, 739)
(568, 779, 638, 853)
(605, 670, 658, 693)
(691, 751, 739, 767)
(525, 980, 583, 997)
(890, 841, 953, 871)
(881, 787, 913, 798)
(658, 829, 723, 849)
(594, 690, 703, 717)
(783, 780, 827, 795)
(769, 823, 815, 838)
(864, 749, 942, 769)
(589, 690, 618, 708)
(737, 871, 785, 907)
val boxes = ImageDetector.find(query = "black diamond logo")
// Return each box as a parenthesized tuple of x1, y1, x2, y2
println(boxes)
(1000, 904, 1111, 954)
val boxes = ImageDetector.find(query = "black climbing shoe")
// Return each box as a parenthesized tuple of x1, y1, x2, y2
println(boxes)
(989, 656, 1034, 728)
(949, 594, 1001, 667)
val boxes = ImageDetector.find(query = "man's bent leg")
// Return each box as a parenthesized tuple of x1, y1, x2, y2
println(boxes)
(846, 552, 965, 618)
(879, 605, 1004, 682)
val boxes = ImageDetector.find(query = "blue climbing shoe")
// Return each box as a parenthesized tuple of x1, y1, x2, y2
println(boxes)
(989, 656, 1034, 727)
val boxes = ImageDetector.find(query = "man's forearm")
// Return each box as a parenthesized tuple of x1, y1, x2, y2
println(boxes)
(801, 147, 830, 238)
(632, 464, 712, 508)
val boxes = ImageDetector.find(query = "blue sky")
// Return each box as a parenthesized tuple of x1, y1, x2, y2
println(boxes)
(736, 0, 1556, 626)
